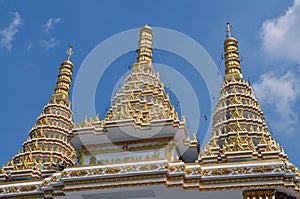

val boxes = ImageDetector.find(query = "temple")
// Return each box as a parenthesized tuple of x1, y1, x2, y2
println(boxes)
(0, 24, 299, 199)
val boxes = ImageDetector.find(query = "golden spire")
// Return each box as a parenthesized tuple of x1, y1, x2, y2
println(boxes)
(224, 22, 243, 81)
(137, 25, 153, 65)
(50, 45, 74, 106)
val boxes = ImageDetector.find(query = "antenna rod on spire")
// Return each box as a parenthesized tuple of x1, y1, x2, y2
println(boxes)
(226, 22, 232, 38)
(66, 45, 74, 61)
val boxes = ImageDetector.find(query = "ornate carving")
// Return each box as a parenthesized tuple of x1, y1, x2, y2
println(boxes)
(105, 168, 121, 174)
(122, 166, 139, 173)
(252, 166, 274, 173)
(69, 170, 88, 177)
(139, 164, 159, 171)
(242, 189, 287, 199)
(61, 171, 69, 177)
(19, 185, 37, 192)
(173, 165, 185, 172)
(201, 169, 210, 176)
(89, 168, 105, 175)
(233, 167, 251, 174)
(185, 169, 192, 175)
(210, 168, 232, 176)
(275, 165, 296, 173)
(40, 180, 50, 187)
(5, 187, 19, 193)
(189, 167, 201, 175)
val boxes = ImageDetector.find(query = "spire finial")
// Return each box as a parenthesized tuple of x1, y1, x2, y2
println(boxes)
(226, 22, 232, 38)
(66, 45, 74, 61)
(137, 25, 153, 65)
(50, 45, 74, 105)
(223, 23, 243, 81)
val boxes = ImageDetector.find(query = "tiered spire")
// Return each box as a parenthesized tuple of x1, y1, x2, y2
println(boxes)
(50, 45, 74, 107)
(137, 25, 153, 65)
(224, 22, 243, 81)
(1, 46, 76, 181)
(199, 23, 287, 164)
(103, 25, 182, 126)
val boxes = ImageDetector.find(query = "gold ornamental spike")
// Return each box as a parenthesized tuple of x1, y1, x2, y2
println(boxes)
(1, 165, 5, 174)
(218, 129, 222, 136)
(150, 97, 154, 103)
(276, 143, 280, 151)
(49, 153, 53, 162)
(144, 113, 150, 123)
(95, 114, 100, 122)
(127, 101, 132, 110)
(29, 151, 33, 161)
(224, 127, 228, 134)
(130, 91, 135, 100)
(259, 134, 267, 145)
(256, 125, 260, 132)
(83, 116, 88, 126)
(281, 147, 285, 154)
(249, 137, 255, 148)
(174, 112, 178, 120)
(231, 86, 237, 94)
(193, 133, 197, 142)
(181, 115, 185, 123)
(249, 125, 254, 132)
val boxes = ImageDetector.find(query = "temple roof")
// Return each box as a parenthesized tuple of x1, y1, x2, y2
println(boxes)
(0, 24, 299, 198)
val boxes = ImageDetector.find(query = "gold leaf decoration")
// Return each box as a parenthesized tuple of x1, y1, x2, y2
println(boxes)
(69, 170, 88, 177)
(19, 185, 37, 192)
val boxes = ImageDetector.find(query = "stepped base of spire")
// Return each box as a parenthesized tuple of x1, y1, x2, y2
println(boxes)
(132, 62, 153, 73)
(50, 94, 71, 107)
(224, 72, 243, 82)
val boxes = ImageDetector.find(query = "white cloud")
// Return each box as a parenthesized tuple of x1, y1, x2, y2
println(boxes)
(41, 37, 60, 49)
(44, 18, 61, 33)
(253, 70, 300, 134)
(0, 12, 22, 51)
(261, 0, 300, 63)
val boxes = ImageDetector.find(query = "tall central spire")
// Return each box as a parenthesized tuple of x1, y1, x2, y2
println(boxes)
(103, 25, 182, 126)
(224, 22, 243, 81)
(137, 25, 153, 65)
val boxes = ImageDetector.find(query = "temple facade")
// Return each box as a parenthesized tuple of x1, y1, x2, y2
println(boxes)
(0, 24, 299, 199)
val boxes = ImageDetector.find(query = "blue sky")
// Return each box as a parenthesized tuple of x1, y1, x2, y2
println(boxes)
(1, 0, 300, 168)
